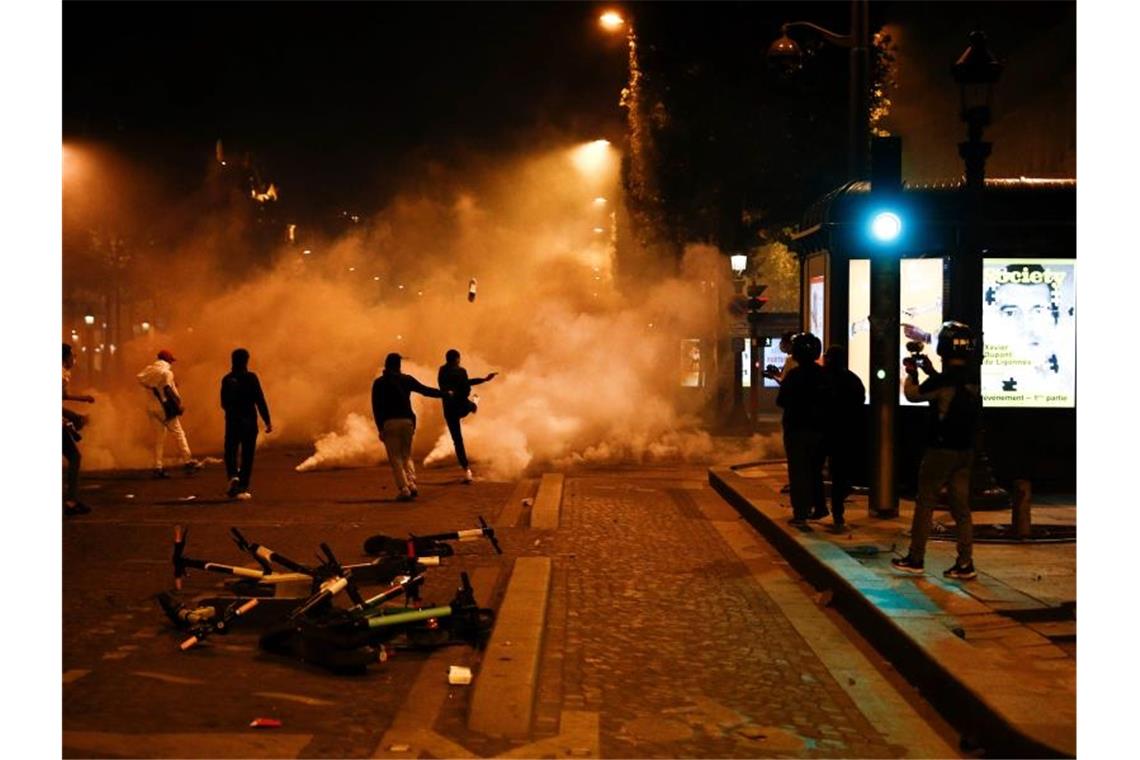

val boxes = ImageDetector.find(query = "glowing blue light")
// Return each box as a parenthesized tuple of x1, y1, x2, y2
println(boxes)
(876, 369, 887, 380)
(870, 211, 902, 242)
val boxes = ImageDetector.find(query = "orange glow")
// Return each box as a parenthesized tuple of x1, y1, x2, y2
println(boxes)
(599, 11, 625, 31)
(571, 140, 613, 177)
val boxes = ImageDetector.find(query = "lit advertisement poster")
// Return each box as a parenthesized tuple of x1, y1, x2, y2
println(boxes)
(808, 275, 825, 339)
(741, 339, 751, 388)
(762, 339, 786, 388)
(680, 338, 702, 387)
(848, 258, 944, 405)
(982, 259, 1075, 407)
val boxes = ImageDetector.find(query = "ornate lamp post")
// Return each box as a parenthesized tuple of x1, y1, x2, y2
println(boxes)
(951, 29, 1009, 509)
(767, 0, 872, 180)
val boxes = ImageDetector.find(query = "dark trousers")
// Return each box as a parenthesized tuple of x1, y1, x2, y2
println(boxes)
(224, 418, 259, 489)
(63, 428, 81, 502)
(827, 436, 857, 522)
(444, 413, 469, 469)
(908, 448, 974, 564)
(785, 429, 826, 520)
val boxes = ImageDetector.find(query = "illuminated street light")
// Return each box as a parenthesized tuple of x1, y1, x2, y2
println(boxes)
(302, 249, 312, 255)
(593, 227, 606, 234)
(84, 314, 95, 326)
(729, 254, 748, 277)
(869, 211, 902, 243)
(571, 139, 613, 177)
(141, 321, 151, 332)
(599, 11, 625, 32)
(594, 197, 607, 206)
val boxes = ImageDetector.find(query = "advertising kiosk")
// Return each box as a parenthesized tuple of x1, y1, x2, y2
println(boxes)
(789, 178, 1076, 490)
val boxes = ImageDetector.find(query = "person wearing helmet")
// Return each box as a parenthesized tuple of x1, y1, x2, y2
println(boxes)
(891, 321, 980, 580)
(776, 332, 830, 527)
(137, 349, 202, 478)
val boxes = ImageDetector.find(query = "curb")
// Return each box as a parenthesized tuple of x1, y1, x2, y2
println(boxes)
(709, 466, 1073, 759)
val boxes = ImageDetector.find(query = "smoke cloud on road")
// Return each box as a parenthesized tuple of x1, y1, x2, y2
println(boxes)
(65, 143, 777, 479)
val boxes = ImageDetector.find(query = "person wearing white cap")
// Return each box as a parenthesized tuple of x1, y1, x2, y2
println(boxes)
(137, 349, 201, 478)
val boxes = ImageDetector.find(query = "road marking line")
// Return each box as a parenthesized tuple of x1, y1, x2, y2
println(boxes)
(499, 710, 600, 758)
(130, 671, 205, 686)
(252, 691, 336, 707)
(531, 473, 563, 529)
(468, 556, 552, 737)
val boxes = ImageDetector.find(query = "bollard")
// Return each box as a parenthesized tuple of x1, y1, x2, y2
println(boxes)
(1012, 479, 1032, 539)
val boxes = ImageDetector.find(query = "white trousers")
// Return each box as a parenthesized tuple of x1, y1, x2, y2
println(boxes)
(149, 409, 192, 469)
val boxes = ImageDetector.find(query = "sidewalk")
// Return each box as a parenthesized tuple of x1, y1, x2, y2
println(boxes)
(709, 463, 1075, 759)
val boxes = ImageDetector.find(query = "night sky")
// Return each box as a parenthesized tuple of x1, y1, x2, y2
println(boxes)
(63, 1, 1075, 217)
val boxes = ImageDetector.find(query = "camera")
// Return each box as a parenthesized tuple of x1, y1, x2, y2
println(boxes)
(902, 339, 927, 374)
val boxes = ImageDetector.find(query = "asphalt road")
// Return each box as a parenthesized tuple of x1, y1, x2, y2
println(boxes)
(62, 447, 960, 758)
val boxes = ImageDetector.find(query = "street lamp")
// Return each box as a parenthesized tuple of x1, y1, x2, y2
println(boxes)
(599, 11, 625, 32)
(952, 29, 1009, 509)
(767, 0, 871, 180)
(729, 254, 748, 277)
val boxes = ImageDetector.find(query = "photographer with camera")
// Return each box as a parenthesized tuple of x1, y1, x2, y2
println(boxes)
(63, 343, 95, 516)
(891, 322, 980, 580)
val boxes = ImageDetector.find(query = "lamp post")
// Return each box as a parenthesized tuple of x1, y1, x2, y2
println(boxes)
(767, 0, 871, 180)
(951, 29, 1010, 509)
(950, 29, 1003, 332)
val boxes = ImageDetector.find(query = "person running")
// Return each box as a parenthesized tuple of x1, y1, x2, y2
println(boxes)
(371, 353, 444, 501)
(63, 343, 95, 515)
(220, 348, 272, 500)
(821, 345, 866, 532)
(438, 349, 497, 484)
(891, 322, 981, 580)
(137, 349, 201, 478)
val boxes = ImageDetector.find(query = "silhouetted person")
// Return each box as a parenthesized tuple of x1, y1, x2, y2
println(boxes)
(438, 348, 497, 484)
(137, 349, 201, 478)
(892, 322, 981, 581)
(822, 345, 866, 531)
(371, 353, 444, 501)
(62, 343, 95, 515)
(777, 333, 830, 526)
(221, 348, 272, 500)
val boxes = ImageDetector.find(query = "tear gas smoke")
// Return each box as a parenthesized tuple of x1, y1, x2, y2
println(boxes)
(64, 144, 780, 478)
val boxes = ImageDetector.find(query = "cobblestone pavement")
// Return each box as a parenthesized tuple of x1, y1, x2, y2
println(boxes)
(62, 452, 956, 758)
(539, 468, 916, 758)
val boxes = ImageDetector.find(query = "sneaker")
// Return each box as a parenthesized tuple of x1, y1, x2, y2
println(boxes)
(409, 486, 419, 498)
(943, 562, 977, 580)
(396, 491, 415, 503)
(235, 491, 252, 501)
(226, 477, 241, 498)
(890, 555, 925, 574)
(153, 469, 170, 479)
(463, 468, 474, 484)
(184, 459, 204, 473)
(787, 517, 809, 528)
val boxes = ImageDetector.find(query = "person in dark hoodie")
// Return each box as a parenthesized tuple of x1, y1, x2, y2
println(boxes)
(438, 348, 498, 484)
(821, 345, 866, 532)
(776, 332, 830, 527)
(220, 348, 272, 500)
(371, 353, 444, 501)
